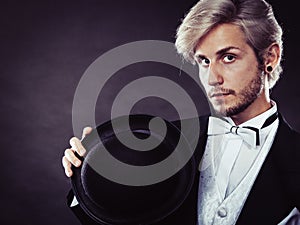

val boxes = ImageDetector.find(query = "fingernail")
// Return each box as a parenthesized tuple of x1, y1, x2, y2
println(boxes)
(66, 170, 72, 177)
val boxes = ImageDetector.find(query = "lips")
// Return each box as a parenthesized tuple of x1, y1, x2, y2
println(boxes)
(210, 92, 231, 98)
(208, 88, 235, 99)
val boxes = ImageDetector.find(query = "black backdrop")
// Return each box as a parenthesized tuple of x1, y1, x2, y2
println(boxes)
(1, 0, 299, 225)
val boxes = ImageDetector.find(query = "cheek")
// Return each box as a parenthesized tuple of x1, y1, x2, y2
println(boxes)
(223, 66, 255, 88)
(228, 59, 259, 79)
(198, 67, 210, 83)
(198, 70, 210, 92)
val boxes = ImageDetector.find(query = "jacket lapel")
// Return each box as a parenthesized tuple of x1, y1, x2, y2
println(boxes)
(236, 113, 296, 225)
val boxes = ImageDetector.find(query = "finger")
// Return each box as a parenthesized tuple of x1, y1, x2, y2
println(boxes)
(62, 156, 73, 177)
(65, 168, 73, 178)
(82, 126, 93, 140)
(69, 137, 86, 156)
(62, 155, 72, 169)
(64, 148, 82, 167)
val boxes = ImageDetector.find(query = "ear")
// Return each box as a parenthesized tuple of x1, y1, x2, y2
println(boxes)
(264, 43, 281, 73)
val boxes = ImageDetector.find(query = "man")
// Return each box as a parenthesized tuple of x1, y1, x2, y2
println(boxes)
(62, 0, 300, 224)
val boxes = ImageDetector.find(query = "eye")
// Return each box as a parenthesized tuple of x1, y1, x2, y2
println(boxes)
(197, 57, 210, 67)
(223, 54, 236, 63)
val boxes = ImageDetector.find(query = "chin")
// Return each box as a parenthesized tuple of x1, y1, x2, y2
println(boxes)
(210, 104, 228, 116)
(211, 102, 243, 117)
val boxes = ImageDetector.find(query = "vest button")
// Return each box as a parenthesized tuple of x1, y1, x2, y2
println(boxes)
(218, 207, 227, 217)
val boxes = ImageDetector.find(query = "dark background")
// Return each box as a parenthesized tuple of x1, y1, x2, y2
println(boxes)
(0, 0, 299, 224)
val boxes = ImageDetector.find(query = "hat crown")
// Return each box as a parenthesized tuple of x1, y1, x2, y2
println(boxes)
(71, 114, 196, 225)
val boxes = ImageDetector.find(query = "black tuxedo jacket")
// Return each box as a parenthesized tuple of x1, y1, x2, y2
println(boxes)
(67, 113, 300, 225)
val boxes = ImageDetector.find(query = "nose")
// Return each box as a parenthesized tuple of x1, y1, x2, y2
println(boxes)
(208, 63, 223, 86)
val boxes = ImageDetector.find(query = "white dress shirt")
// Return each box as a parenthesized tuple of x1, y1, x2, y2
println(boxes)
(197, 101, 281, 225)
(213, 101, 278, 200)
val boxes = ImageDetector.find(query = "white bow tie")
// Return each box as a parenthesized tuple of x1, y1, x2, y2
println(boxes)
(207, 117, 260, 147)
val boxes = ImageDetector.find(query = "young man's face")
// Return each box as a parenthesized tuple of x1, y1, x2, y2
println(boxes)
(194, 23, 264, 117)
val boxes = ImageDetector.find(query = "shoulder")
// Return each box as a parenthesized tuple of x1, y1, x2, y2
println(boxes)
(273, 113, 300, 160)
(170, 115, 209, 134)
(169, 115, 209, 153)
(274, 113, 300, 206)
(276, 113, 300, 151)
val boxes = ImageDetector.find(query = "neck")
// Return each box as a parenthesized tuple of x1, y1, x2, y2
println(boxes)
(231, 89, 271, 126)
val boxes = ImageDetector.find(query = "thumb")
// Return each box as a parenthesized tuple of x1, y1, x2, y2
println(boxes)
(81, 126, 93, 140)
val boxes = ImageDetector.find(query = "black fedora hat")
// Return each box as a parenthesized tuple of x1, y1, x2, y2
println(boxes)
(71, 114, 196, 225)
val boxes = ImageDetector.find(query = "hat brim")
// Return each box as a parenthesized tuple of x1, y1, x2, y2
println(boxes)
(71, 114, 196, 225)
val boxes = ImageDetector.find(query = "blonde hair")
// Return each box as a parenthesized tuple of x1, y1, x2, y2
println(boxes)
(175, 0, 283, 88)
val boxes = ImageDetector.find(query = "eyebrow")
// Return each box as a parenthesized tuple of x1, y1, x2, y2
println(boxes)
(195, 46, 241, 59)
(216, 46, 241, 56)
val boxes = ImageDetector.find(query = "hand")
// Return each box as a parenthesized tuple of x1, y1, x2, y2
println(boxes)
(62, 126, 93, 177)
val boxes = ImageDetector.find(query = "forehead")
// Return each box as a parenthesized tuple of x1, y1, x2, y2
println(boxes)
(195, 23, 249, 56)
